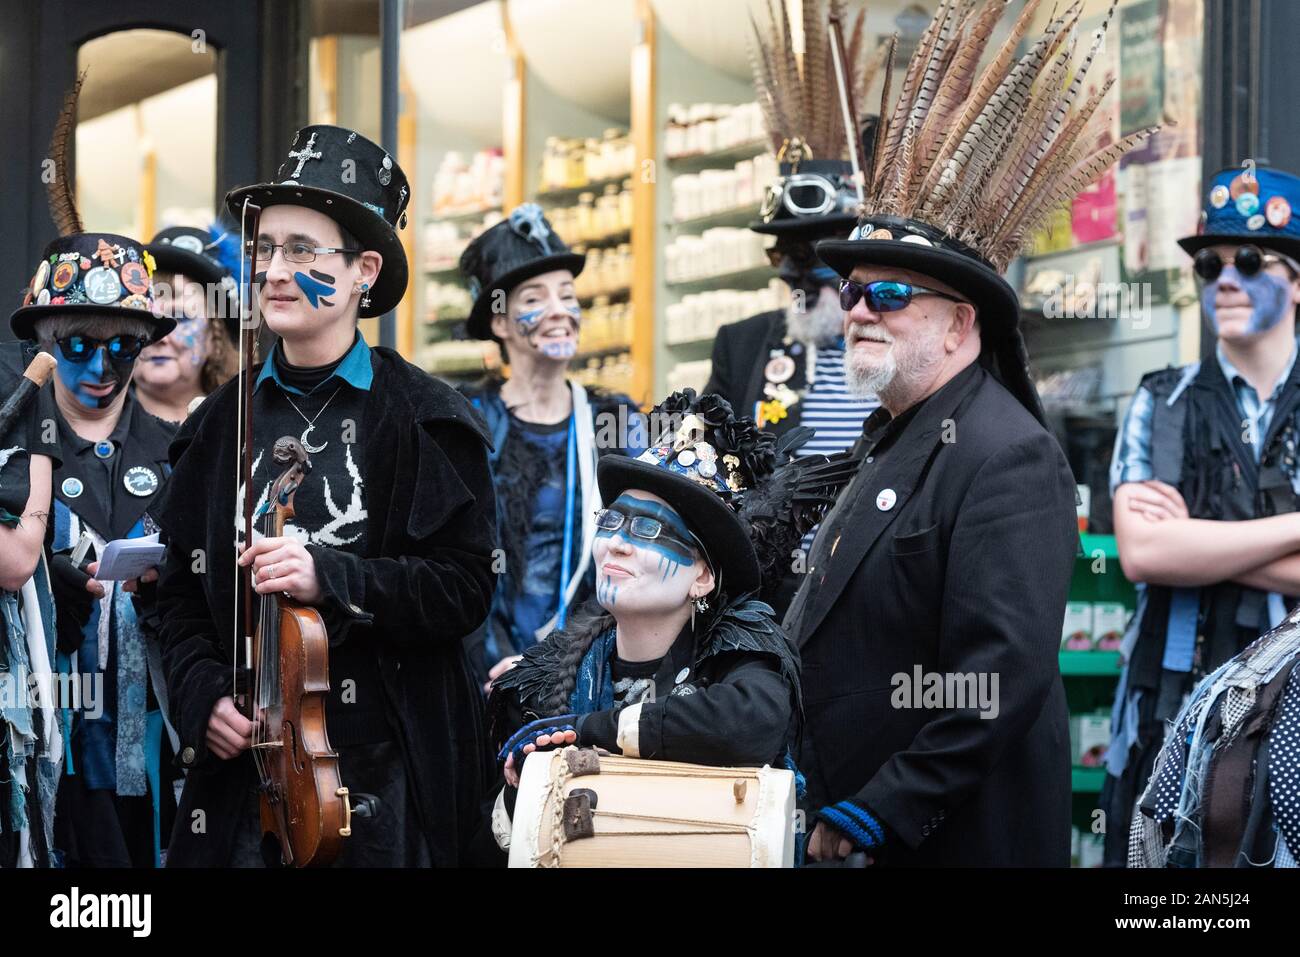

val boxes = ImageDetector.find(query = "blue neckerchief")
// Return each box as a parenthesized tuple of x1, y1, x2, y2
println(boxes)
(569, 627, 618, 714)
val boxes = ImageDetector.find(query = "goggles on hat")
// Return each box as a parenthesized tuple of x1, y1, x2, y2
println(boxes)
(1193, 244, 1300, 282)
(839, 279, 965, 313)
(56, 334, 149, 363)
(760, 173, 850, 221)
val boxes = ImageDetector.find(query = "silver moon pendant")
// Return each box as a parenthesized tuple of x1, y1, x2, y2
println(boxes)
(300, 424, 327, 454)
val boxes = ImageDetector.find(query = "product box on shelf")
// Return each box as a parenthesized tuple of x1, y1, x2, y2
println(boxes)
(1092, 602, 1129, 652)
(1061, 601, 1095, 650)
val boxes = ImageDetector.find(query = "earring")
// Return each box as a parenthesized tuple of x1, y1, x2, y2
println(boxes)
(359, 281, 371, 309)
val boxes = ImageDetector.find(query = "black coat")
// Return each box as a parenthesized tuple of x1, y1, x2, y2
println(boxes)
(784, 361, 1076, 866)
(705, 310, 808, 440)
(149, 347, 500, 867)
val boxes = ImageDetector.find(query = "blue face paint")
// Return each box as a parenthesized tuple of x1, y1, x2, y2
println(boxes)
(596, 574, 620, 608)
(514, 307, 546, 337)
(55, 342, 131, 409)
(1202, 266, 1292, 335)
(594, 493, 698, 567)
(293, 270, 336, 309)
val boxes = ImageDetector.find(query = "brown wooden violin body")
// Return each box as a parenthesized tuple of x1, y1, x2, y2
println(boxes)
(244, 437, 351, 867)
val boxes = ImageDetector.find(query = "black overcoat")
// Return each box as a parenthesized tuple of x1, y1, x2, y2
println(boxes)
(149, 346, 499, 866)
(784, 360, 1076, 866)
(705, 310, 808, 440)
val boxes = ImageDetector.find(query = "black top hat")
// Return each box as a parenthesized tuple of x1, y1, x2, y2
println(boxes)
(224, 125, 410, 317)
(459, 204, 586, 341)
(749, 159, 861, 243)
(10, 232, 174, 342)
(597, 391, 779, 596)
(815, 216, 1043, 422)
(146, 225, 240, 341)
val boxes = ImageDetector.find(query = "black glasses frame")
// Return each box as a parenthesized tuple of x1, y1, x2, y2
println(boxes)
(55, 334, 149, 363)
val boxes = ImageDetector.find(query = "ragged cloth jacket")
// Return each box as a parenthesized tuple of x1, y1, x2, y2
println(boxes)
(150, 347, 500, 866)
(784, 361, 1078, 866)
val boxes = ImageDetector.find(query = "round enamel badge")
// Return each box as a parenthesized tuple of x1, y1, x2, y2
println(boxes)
(84, 266, 122, 304)
(765, 354, 796, 385)
(876, 488, 897, 511)
(1209, 184, 1231, 209)
(51, 260, 77, 291)
(61, 477, 84, 499)
(1236, 192, 1260, 217)
(120, 261, 149, 295)
(1267, 196, 1293, 228)
(30, 261, 50, 295)
(123, 466, 159, 497)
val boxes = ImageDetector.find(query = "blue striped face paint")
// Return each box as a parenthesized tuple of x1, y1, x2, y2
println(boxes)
(592, 492, 708, 615)
(293, 269, 337, 309)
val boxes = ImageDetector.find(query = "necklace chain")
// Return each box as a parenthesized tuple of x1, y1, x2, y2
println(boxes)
(283, 385, 343, 432)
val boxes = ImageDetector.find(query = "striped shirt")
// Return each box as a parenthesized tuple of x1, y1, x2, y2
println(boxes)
(795, 338, 880, 550)
(796, 339, 880, 458)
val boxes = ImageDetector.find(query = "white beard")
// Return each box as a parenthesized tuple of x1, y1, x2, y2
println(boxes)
(843, 320, 947, 403)
(785, 285, 845, 346)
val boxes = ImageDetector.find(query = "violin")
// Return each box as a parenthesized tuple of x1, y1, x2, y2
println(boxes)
(233, 200, 350, 867)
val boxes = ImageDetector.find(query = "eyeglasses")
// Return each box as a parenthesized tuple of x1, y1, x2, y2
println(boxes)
(56, 335, 149, 363)
(839, 279, 965, 313)
(246, 240, 362, 264)
(595, 507, 699, 553)
(1192, 244, 1300, 282)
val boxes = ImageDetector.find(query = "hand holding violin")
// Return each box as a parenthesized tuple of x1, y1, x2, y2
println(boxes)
(239, 536, 322, 604)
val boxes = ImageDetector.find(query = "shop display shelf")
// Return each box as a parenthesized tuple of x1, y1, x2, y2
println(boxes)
(574, 343, 632, 362)
(1071, 766, 1107, 793)
(665, 138, 770, 173)
(428, 205, 499, 226)
(534, 175, 631, 205)
(1078, 533, 1119, 559)
(670, 204, 761, 232)
(1059, 650, 1123, 676)
(574, 228, 632, 249)
(578, 287, 632, 306)
(665, 264, 771, 293)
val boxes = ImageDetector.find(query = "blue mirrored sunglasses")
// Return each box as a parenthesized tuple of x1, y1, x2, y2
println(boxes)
(839, 279, 965, 313)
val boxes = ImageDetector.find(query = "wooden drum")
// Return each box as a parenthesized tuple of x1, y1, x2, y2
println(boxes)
(508, 747, 796, 868)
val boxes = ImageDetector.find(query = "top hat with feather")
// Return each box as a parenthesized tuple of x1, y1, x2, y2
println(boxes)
(747, 1, 887, 243)
(10, 73, 173, 343)
(813, 0, 1156, 422)
(225, 125, 411, 317)
(459, 204, 586, 341)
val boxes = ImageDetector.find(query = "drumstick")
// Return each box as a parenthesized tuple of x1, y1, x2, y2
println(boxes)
(0, 351, 56, 441)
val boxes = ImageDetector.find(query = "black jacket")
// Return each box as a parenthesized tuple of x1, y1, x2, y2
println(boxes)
(489, 599, 800, 769)
(784, 361, 1076, 866)
(149, 347, 500, 867)
(706, 310, 808, 440)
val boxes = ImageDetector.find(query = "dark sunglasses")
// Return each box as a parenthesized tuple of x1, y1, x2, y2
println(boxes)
(56, 334, 149, 363)
(595, 507, 700, 553)
(839, 279, 965, 313)
(1193, 244, 1299, 282)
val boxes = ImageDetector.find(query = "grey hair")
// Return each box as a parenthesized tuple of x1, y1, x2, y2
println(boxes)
(33, 313, 155, 348)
